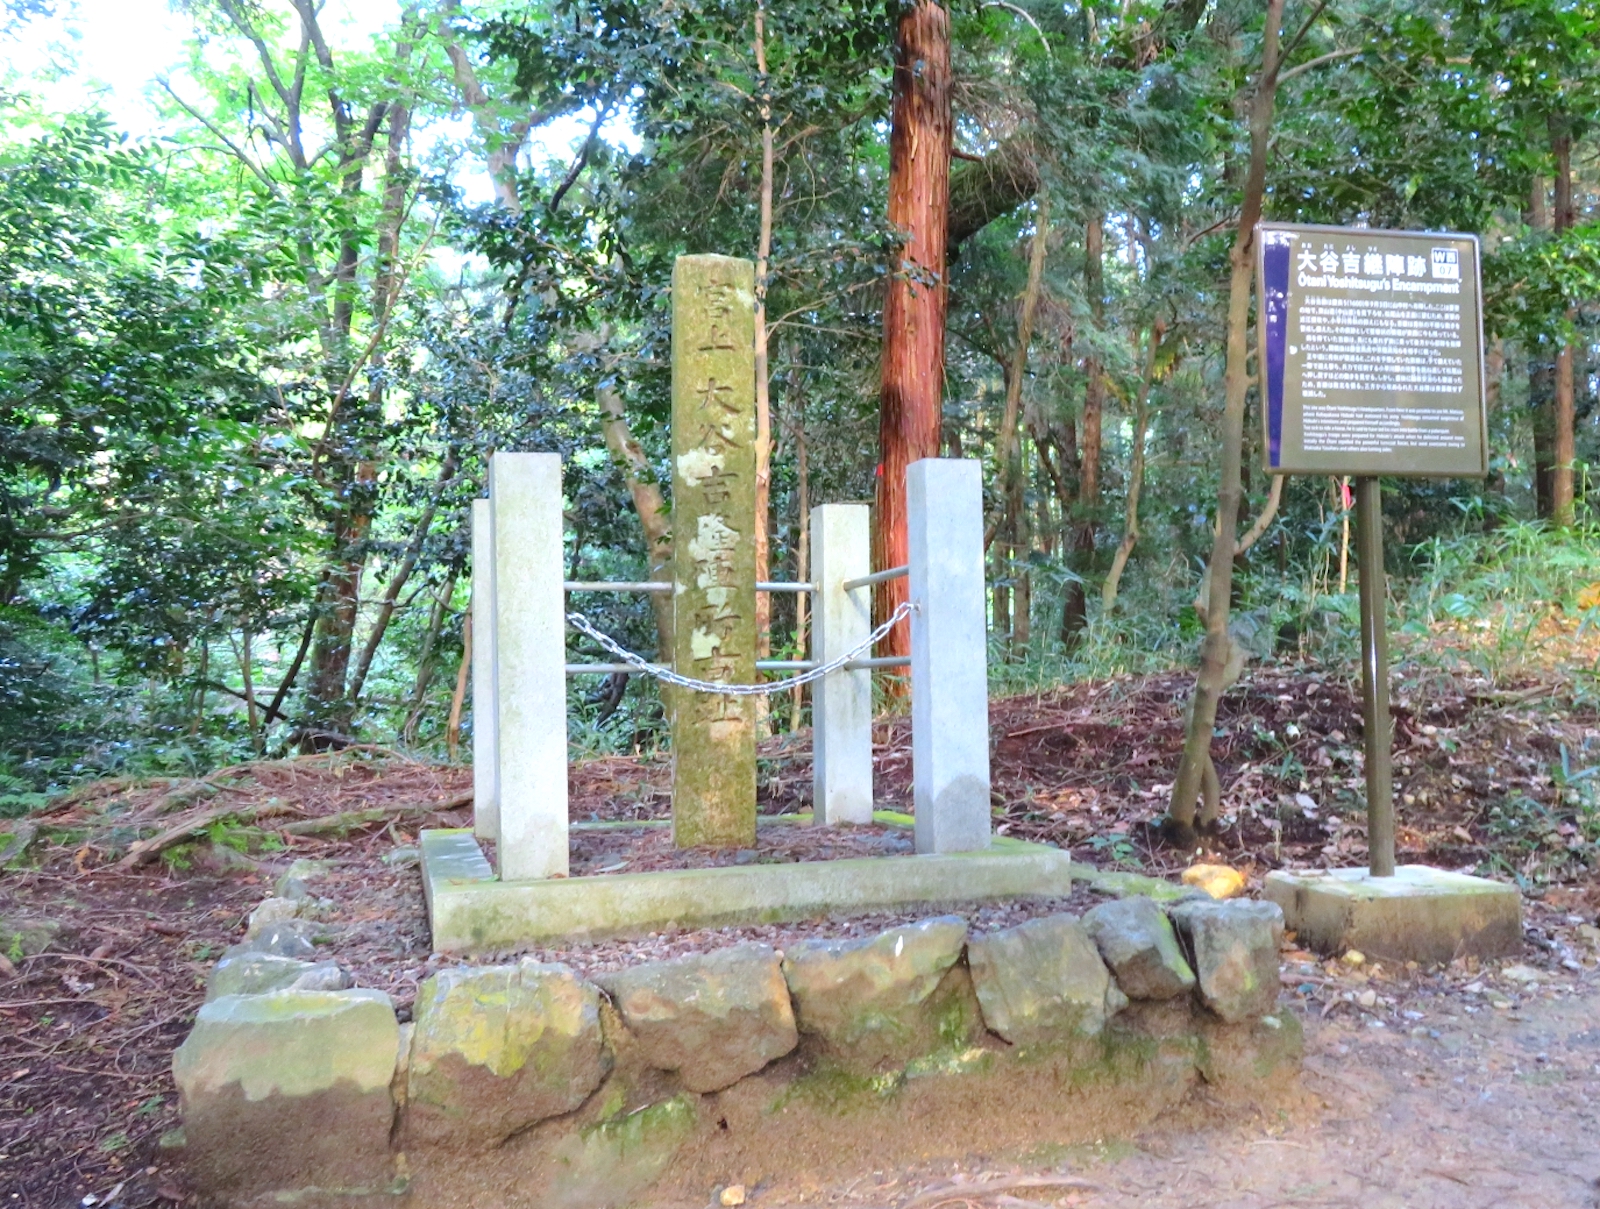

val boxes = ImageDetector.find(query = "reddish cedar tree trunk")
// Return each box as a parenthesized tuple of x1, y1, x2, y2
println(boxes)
(874, 0, 952, 659)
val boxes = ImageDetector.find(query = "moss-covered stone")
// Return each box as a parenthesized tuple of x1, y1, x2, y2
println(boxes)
(1196, 1007, 1304, 1088)
(782, 915, 970, 1067)
(1084, 895, 1195, 1000)
(0, 914, 59, 958)
(967, 914, 1122, 1046)
(600, 943, 796, 1092)
(206, 952, 349, 1001)
(1169, 898, 1284, 1024)
(275, 858, 333, 900)
(539, 1095, 699, 1209)
(406, 960, 609, 1151)
(1263, 865, 1522, 963)
(1075, 868, 1204, 902)
(173, 989, 399, 1195)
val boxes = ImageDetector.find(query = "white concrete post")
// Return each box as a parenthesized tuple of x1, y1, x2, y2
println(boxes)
(471, 498, 499, 842)
(907, 458, 991, 854)
(811, 503, 873, 825)
(489, 452, 569, 880)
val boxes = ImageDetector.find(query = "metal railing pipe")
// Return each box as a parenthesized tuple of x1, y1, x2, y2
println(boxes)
(563, 581, 673, 593)
(844, 656, 910, 671)
(842, 564, 908, 593)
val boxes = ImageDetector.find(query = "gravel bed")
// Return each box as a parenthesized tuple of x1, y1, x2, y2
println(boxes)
(465, 889, 1105, 980)
(309, 849, 1104, 1013)
(568, 819, 914, 875)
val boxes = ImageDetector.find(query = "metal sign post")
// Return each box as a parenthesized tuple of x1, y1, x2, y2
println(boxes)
(1354, 477, 1394, 877)
(1257, 223, 1486, 878)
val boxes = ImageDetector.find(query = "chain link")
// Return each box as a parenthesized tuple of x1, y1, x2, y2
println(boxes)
(566, 600, 916, 696)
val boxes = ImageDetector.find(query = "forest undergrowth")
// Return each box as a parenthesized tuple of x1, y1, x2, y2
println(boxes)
(3, 523, 1600, 1205)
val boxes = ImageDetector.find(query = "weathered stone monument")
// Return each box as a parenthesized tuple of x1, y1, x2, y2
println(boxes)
(440, 252, 1048, 946)
(178, 253, 1305, 1209)
(670, 255, 759, 848)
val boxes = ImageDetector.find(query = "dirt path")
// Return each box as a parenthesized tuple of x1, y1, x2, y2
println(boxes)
(797, 961, 1600, 1209)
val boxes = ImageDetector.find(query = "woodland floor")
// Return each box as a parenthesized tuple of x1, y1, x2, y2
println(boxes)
(2, 618, 1599, 1207)
(784, 951, 1600, 1209)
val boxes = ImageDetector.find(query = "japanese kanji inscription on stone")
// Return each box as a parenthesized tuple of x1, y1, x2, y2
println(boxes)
(670, 255, 758, 848)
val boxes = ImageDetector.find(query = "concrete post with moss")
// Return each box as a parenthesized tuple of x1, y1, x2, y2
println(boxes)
(811, 503, 874, 824)
(670, 255, 758, 849)
(471, 498, 499, 842)
(490, 452, 569, 879)
(908, 458, 992, 854)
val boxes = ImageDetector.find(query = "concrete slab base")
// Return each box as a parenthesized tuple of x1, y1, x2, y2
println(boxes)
(421, 815, 1074, 952)
(1263, 865, 1523, 964)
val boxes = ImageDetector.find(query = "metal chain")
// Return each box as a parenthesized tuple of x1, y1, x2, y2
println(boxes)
(565, 600, 916, 696)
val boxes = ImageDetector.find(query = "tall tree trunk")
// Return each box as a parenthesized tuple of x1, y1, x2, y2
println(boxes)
(989, 195, 1051, 653)
(1550, 119, 1576, 528)
(1012, 443, 1032, 656)
(402, 571, 457, 743)
(787, 350, 810, 732)
(305, 93, 408, 741)
(598, 382, 675, 657)
(1485, 336, 1506, 501)
(1527, 175, 1558, 518)
(305, 475, 376, 737)
(239, 625, 263, 756)
(1103, 323, 1162, 610)
(347, 454, 457, 707)
(754, 2, 776, 727)
(993, 546, 1011, 648)
(989, 194, 1051, 546)
(1166, 0, 1285, 840)
(1065, 213, 1107, 638)
(875, 0, 952, 663)
(447, 611, 471, 761)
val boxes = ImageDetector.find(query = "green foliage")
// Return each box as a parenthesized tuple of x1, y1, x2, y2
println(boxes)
(0, 0, 1596, 785)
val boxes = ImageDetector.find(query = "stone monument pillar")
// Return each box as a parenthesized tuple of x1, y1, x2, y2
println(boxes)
(670, 255, 759, 848)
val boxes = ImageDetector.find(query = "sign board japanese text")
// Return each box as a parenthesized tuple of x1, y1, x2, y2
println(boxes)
(1257, 224, 1487, 477)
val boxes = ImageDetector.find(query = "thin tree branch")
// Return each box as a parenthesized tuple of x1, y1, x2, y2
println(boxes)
(158, 80, 284, 198)
(1277, 47, 1362, 84)
(982, 1, 1053, 60)
(1235, 473, 1286, 555)
(1275, 0, 1330, 70)
(548, 104, 611, 211)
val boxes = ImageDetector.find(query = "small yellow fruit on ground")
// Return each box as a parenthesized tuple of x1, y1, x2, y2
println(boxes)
(1341, 949, 1366, 966)
(721, 1185, 747, 1207)
(1181, 863, 1246, 899)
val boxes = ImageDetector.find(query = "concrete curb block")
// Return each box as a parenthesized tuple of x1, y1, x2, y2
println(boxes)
(421, 822, 1076, 950)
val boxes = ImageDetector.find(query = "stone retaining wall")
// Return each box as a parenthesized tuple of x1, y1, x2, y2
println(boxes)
(174, 890, 1301, 1207)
